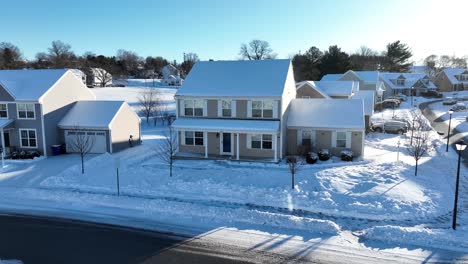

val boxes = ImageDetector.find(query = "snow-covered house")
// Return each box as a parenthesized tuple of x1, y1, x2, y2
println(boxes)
(161, 64, 184, 86)
(380, 73, 437, 96)
(87, 68, 112, 87)
(172, 60, 365, 162)
(286, 99, 365, 157)
(70, 69, 87, 85)
(351, 90, 374, 130)
(321, 70, 382, 92)
(0, 69, 140, 157)
(434, 68, 468, 92)
(296, 81, 358, 99)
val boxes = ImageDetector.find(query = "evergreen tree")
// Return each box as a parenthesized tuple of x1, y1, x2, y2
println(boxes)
(319, 45, 351, 77)
(384, 40, 413, 72)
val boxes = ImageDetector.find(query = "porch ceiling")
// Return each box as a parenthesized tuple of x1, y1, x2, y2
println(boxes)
(171, 117, 280, 134)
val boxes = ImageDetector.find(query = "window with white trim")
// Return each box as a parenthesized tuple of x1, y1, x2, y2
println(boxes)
(251, 134, 272, 149)
(20, 129, 37, 148)
(396, 79, 405, 86)
(252, 100, 273, 118)
(461, 74, 468, 81)
(184, 99, 204, 116)
(0, 104, 7, 118)
(336, 131, 347, 148)
(17, 103, 35, 119)
(221, 100, 231, 117)
(184, 131, 204, 146)
(302, 130, 313, 146)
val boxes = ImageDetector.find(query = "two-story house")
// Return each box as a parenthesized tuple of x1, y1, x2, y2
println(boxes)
(434, 68, 468, 92)
(171, 60, 365, 162)
(380, 73, 437, 96)
(0, 69, 141, 158)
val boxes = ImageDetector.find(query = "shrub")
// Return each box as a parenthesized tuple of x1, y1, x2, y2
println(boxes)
(318, 149, 330, 161)
(306, 152, 318, 164)
(340, 149, 353, 162)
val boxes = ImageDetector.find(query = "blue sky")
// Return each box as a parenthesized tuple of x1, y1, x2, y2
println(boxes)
(1, 0, 467, 63)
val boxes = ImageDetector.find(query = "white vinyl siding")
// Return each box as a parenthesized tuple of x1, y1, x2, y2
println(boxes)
(0, 103, 7, 118)
(17, 103, 35, 119)
(19, 129, 37, 148)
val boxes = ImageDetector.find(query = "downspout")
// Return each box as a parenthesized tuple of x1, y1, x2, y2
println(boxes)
(40, 103, 47, 157)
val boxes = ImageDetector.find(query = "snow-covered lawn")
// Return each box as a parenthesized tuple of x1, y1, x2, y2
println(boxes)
(426, 91, 468, 135)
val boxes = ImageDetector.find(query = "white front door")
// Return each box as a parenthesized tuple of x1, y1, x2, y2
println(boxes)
(220, 132, 233, 155)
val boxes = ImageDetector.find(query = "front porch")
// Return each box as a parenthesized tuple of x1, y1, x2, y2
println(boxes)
(174, 152, 278, 163)
(171, 118, 281, 162)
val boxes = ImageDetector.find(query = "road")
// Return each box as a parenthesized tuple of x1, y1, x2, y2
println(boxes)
(0, 214, 292, 264)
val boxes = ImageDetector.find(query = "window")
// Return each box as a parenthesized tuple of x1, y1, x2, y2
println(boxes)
(302, 130, 312, 146)
(250, 134, 272, 150)
(184, 131, 204, 146)
(17, 103, 35, 119)
(251, 100, 274, 118)
(0, 104, 7, 118)
(184, 99, 203, 116)
(336, 131, 347, 148)
(221, 100, 231, 117)
(20, 129, 37, 148)
(461, 74, 468, 81)
(396, 79, 405, 86)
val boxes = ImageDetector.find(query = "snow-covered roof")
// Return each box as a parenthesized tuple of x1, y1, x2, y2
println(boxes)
(297, 81, 356, 97)
(171, 117, 280, 133)
(0, 119, 14, 128)
(410, 65, 427, 74)
(353, 71, 380, 82)
(287, 99, 364, 130)
(176, 60, 291, 97)
(380, 73, 437, 90)
(441, 68, 468, 84)
(320, 74, 342, 81)
(0, 69, 68, 101)
(352, 90, 374, 116)
(58, 100, 125, 129)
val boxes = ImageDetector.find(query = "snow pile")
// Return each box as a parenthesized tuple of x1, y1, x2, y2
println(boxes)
(362, 225, 468, 252)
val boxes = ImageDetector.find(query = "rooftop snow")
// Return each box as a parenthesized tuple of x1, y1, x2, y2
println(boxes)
(353, 71, 380, 82)
(297, 81, 356, 97)
(172, 117, 280, 133)
(380, 73, 437, 89)
(0, 69, 68, 101)
(58, 100, 125, 129)
(320, 74, 342, 81)
(176, 60, 291, 97)
(352, 90, 375, 115)
(287, 99, 364, 130)
(442, 68, 468, 84)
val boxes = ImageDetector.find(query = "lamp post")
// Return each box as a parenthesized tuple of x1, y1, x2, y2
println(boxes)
(446, 110, 454, 152)
(397, 140, 401, 162)
(452, 140, 466, 230)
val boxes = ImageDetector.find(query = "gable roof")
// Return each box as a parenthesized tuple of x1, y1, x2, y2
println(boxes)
(380, 72, 437, 89)
(176, 59, 292, 97)
(352, 90, 375, 115)
(351, 71, 380, 82)
(0, 69, 69, 101)
(295, 81, 330, 99)
(58, 100, 126, 129)
(287, 99, 364, 130)
(297, 81, 356, 97)
(320, 73, 342, 81)
(442, 68, 468, 84)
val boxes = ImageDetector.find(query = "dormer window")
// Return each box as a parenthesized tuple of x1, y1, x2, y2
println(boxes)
(396, 79, 405, 86)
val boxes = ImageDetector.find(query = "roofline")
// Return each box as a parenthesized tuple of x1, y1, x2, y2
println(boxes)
(58, 125, 111, 130)
(296, 81, 331, 99)
(174, 95, 282, 99)
(287, 125, 365, 131)
(0, 80, 16, 100)
(108, 101, 141, 129)
(38, 70, 96, 103)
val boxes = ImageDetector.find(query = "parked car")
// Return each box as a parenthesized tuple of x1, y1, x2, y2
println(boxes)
(376, 99, 400, 109)
(371, 120, 408, 134)
(421, 90, 443, 98)
(450, 103, 466, 112)
(443, 97, 457, 105)
(389, 94, 407, 102)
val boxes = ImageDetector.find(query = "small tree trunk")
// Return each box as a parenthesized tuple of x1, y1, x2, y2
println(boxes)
(415, 159, 418, 176)
(170, 159, 173, 177)
(146, 115, 149, 124)
(81, 154, 85, 174)
(292, 172, 295, 189)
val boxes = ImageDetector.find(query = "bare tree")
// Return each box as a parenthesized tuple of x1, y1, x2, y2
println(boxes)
(156, 127, 178, 177)
(0, 42, 23, 69)
(67, 127, 95, 174)
(47, 40, 76, 68)
(180, 52, 200, 76)
(138, 88, 156, 124)
(356, 45, 378, 56)
(93, 68, 113, 87)
(286, 156, 302, 189)
(406, 129, 431, 176)
(239, 40, 277, 60)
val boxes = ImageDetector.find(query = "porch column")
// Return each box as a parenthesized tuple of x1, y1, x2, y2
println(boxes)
(236, 133, 240, 160)
(204, 132, 208, 158)
(273, 133, 278, 162)
(1, 128, 5, 168)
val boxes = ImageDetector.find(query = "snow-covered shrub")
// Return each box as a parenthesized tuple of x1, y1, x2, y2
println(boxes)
(306, 152, 318, 164)
(318, 149, 330, 161)
(340, 149, 353, 162)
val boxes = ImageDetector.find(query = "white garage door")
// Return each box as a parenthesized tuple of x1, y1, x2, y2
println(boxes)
(65, 130, 107, 153)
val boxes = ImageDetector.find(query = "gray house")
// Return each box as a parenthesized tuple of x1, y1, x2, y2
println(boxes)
(0, 69, 140, 157)
(171, 60, 365, 162)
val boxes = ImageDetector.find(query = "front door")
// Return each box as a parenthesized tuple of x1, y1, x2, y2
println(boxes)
(221, 132, 232, 155)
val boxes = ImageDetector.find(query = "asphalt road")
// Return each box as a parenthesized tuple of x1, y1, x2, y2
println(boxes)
(0, 214, 287, 264)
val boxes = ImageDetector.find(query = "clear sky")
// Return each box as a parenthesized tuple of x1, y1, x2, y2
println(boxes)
(1, 0, 467, 64)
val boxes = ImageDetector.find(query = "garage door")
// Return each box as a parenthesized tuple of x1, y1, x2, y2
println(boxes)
(65, 130, 107, 153)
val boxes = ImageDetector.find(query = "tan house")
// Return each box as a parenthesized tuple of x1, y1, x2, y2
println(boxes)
(434, 68, 468, 92)
(171, 60, 365, 162)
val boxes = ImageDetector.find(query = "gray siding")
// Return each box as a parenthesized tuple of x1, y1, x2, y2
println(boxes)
(0, 85, 14, 101)
(9, 103, 45, 154)
(207, 132, 219, 155)
(236, 100, 247, 118)
(286, 128, 297, 155)
(296, 86, 327, 99)
(111, 103, 141, 152)
(207, 99, 217, 118)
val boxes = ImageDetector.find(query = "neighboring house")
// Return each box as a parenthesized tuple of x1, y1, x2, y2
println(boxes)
(171, 60, 365, 162)
(351, 90, 374, 130)
(380, 73, 437, 96)
(321, 70, 382, 92)
(434, 68, 468, 92)
(70, 69, 87, 85)
(87, 68, 113, 87)
(286, 99, 365, 157)
(0, 69, 140, 158)
(296, 81, 358, 99)
(161, 64, 184, 86)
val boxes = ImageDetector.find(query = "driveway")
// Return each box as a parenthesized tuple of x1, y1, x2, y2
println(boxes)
(0, 154, 99, 188)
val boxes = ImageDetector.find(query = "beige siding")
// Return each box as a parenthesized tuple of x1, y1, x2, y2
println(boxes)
(296, 86, 327, 99)
(315, 130, 332, 150)
(110, 103, 141, 152)
(207, 99, 217, 117)
(236, 100, 247, 118)
(434, 72, 453, 92)
(286, 129, 298, 155)
(238, 134, 278, 158)
(208, 132, 219, 155)
(350, 131, 363, 156)
(178, 131, 205, 154)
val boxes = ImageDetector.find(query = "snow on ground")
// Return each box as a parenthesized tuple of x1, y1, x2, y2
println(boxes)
(426, 91, 468, 135)
(0, 260, 22, 264)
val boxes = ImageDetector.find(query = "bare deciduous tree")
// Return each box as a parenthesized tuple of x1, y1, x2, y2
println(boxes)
(287, 156, 302, 189)
(138, 88, 156, 124)
(239, 40, 277, 60)
(93, 68, 113, 87)
(67, 126, 95, 174)
(156, 127, 178, 177)
(406, 129, 432, 176)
